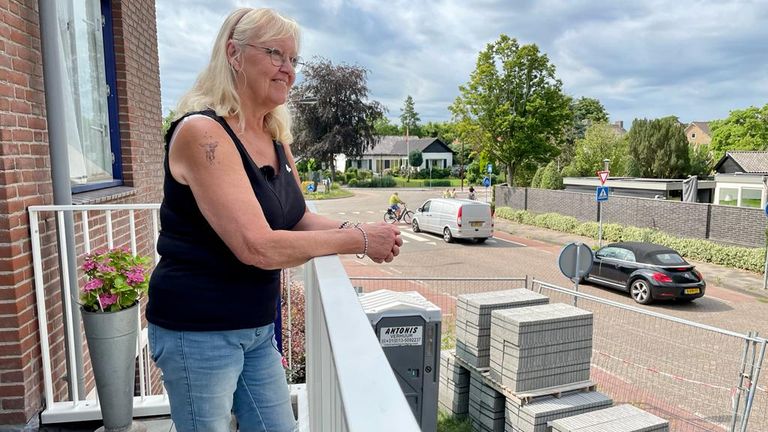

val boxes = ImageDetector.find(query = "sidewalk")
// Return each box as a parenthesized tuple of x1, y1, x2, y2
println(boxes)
(492, 217, 768, 299)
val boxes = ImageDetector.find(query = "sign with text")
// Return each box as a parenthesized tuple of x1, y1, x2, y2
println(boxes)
(379, 326, 423, 347)
(597, 170, 610, 184)
(487, 163, 493, 174)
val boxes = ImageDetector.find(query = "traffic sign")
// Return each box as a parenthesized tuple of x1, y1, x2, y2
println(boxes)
(596, 186, 609, 202)
(482, 176, 491, 187)
(558, 242, 594, 281)
(487, 163, 493, 174)
(597, 170, 609, 184)
(307, 183, 315, 192)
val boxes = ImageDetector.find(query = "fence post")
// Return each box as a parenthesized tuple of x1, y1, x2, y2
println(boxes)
(731, 333, 753, 431)
(740, 337, 767, 432)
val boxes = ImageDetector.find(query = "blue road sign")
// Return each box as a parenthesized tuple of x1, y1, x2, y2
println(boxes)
(596, 186, 609, 202)
(765, 203, 768, 217)
(307, 183, 315, 192)
(487, 163, 493, 174)
(482, 176, 491, 187)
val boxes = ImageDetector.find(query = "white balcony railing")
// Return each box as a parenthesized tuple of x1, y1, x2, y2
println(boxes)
(28, 204, 420, 430)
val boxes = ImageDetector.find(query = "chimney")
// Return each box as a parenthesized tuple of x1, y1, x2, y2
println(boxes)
(614, 120, 624, 129)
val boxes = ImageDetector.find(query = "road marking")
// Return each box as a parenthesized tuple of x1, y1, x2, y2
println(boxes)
(352, 211, 361, 215)
(401, 231, 429, 242)
(366, 211, 374, 214)
(494, 237, 527, 247)
(338, 212, 346, 215)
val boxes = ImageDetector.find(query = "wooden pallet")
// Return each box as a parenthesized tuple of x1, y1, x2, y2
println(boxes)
(453, 352, 597, 406)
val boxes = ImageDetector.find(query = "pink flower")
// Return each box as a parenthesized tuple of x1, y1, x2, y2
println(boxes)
(83, 279, 103, 292)
(125, 267, 145, 285)
(82, 259, 97, 272)
(281, 356, 288, 369)
(97, 263, 116, 274)
(99, 293, 119, 307)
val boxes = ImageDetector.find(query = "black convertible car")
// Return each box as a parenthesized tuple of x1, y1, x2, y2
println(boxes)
(583, 242, 705, 304)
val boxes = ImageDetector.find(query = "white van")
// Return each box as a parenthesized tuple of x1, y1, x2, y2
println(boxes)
(411, 198, 493, 243)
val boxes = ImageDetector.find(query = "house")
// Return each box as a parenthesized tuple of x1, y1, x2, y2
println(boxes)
(563, 177, 715, 202)
(713, 151, 768, 208)
(685, 121, 712, 147)
(0, 1, 164, 428)
(341, 136, 455, 174)
(609, 120, 627, 135)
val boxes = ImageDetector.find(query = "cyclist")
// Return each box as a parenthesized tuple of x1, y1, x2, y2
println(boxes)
(388, 191, 405, 219)
(468, 186, 476, 200)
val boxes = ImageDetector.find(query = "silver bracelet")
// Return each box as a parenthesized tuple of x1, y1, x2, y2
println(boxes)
(354, 225, 368, 259)
(339, 220, 352, 229)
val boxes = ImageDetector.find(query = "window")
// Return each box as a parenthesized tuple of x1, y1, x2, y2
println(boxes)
(741, 188, 762, 208)
(649, 253, 686, 265)
(718, 188, 738, 206)
(59, 0, 122, 192)
(691, 133, 696, 139)
(384, 160, 390, 169)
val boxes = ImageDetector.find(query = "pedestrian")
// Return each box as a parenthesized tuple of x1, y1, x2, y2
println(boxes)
(443, 188, 450, 198)
(468, 186, 476, 200)
(146, 8, 402, 432)
(450, 188, 457, 198)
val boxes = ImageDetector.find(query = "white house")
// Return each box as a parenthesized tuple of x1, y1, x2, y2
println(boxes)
(338, 136, 454, 174)
(713, 151, 768, 208)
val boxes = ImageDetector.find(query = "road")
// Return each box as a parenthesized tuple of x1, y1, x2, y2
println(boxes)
(313, 187, 768, 431)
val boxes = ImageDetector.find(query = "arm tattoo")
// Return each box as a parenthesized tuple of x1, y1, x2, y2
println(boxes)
(198, 136, 218, 165)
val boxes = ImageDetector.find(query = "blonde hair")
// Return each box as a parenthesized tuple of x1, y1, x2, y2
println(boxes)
(174, 8, 300, 144)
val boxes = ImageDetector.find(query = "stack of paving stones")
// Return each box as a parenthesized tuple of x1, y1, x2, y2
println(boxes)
(456, 289, 549, 369)
(548, 404, 670, 432)
(505, 391, 613, 432)
(469, 371, 505, 432)
(438, 350, 469, 418)
(489, 303, 593, 392)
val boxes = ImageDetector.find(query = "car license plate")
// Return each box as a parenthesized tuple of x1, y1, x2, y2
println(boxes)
(470, 221, 483, 228)
(684, 288, 700, 295)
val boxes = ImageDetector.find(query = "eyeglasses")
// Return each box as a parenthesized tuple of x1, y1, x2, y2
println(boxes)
(243, 44, 303, 70)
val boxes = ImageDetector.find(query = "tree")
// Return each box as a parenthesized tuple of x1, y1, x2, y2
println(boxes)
(566, 123, 629, 177)
(450, 34, 572, 185)
(626, 117, 690, 178)
(162, 110, 176, 136)
(400, 95, 421, 137)
(408, 150, 423, 170)
(710, 104, 768, 161)
(373, 115, 400, 136)
(559, 97, 609, 167)
(539, 161, 563, 189)
(290, 58, 384, 181)
(688, 144, 713, 177)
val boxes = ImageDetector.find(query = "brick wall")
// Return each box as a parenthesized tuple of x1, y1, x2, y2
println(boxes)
(1, 0, 164, 427)
(0, 0, 49, 424)
(496, 186, 768, 248)
(709, 205, 766, 247)
(527, 189, 597, 222)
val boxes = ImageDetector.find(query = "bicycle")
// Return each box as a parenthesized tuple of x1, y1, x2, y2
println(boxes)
(384, 204, 414, 224)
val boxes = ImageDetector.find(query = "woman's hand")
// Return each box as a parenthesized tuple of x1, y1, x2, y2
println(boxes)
(361, 222, 402, 263)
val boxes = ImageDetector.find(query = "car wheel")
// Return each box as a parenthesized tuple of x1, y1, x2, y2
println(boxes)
(443, 227, 453, 243)
(412, 219, 421, 233)
(629, 278, 653, 305)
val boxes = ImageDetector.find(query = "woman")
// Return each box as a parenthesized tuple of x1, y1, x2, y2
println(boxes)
(147, 8, 402, 432)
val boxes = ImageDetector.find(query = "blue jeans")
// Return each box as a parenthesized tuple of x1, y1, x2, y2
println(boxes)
(149, 323, 297, 432)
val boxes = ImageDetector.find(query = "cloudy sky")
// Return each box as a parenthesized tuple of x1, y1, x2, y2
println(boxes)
(156, 0, 768, 127)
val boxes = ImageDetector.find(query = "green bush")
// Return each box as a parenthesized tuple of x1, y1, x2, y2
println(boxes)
(348, 178, 359, 187)
(428, 179, 452, 187)
(355, 176, 397, 188)
(494, 208, 766, 273)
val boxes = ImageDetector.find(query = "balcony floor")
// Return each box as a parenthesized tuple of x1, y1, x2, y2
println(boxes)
(39, 417, 175, 432)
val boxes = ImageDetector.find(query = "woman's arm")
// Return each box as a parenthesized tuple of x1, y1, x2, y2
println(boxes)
(169, 117, 400, 269)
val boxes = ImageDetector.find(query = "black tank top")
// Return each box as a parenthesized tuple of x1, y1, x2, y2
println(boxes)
(146, 110, 305, 331)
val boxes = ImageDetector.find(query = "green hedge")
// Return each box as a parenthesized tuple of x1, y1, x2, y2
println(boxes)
(353, 176, 397, 188)
(494, 207, 765, 273)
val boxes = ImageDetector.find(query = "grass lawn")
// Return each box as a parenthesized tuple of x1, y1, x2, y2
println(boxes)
(303, 188, 354, 200)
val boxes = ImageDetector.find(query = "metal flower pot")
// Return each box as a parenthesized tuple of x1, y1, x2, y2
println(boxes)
(82, 304, 145, 432)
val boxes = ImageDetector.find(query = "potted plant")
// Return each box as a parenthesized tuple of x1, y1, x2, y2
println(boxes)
(80, 247, 150, 432)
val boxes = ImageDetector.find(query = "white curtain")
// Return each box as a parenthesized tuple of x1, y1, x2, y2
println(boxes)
(56, 0, 112, 185)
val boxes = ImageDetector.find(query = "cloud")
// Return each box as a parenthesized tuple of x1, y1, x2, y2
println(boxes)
(156, 0, 768, 125)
